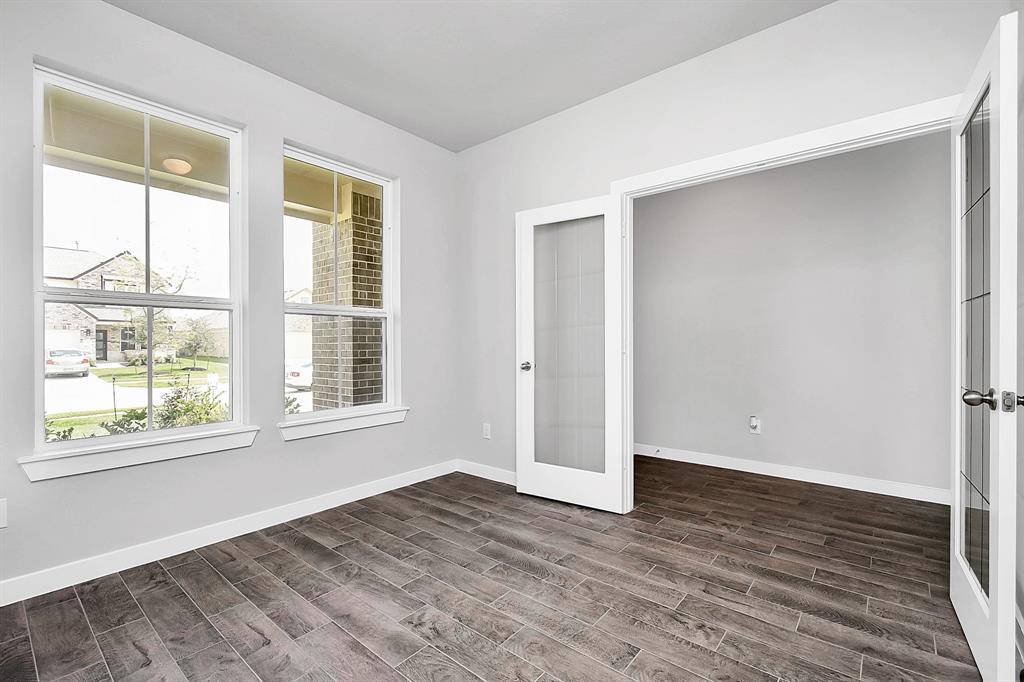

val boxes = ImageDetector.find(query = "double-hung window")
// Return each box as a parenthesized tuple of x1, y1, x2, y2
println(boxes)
(26, 68, 251, 479)
(280, 148, 404, 438)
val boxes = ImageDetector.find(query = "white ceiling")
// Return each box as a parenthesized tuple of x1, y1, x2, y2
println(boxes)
(106, 0, 830, 151)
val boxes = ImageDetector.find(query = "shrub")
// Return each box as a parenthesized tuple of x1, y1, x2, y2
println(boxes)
(155, 382, 228, 428)
(100, 408, 147, 435)
(285, 395, 301, 415)
(44, 416, 73, 441)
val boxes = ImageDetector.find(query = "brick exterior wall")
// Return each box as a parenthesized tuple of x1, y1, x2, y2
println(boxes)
(310, 186, 385, 410)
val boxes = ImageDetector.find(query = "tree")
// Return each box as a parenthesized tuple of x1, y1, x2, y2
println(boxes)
(178, 317, 215, 369)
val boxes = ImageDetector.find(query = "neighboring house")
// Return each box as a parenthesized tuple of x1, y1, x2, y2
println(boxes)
(44, 246, 166, 362)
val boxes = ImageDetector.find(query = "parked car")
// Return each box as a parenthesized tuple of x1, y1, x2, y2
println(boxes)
(45, 349, 91, 377)
(285, 361, 312, 390)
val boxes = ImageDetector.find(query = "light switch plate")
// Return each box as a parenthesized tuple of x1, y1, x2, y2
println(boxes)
(482, 423, 492, 439)
(749, 416, 762, 435)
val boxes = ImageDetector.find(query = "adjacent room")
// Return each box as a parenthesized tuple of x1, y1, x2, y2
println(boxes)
(1, 1, 1022, 681)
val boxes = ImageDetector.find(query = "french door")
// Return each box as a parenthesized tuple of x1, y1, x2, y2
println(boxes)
(515, 196, 626, 513)
(950, 13, 1018, 681)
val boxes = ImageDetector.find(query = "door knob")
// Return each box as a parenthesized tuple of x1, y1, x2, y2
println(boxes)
(520, 361, 533, 371)
(962, 388, 997, 410)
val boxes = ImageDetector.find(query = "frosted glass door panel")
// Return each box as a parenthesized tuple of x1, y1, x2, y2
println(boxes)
(534, 216, 604, 473)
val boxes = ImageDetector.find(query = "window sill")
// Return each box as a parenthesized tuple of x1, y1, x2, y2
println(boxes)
(278, 405, 409, 441)
(19, 425, 260, 481)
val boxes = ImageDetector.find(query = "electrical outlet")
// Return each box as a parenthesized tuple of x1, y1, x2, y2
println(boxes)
(749, 416, 762, 435)
(482, 422, 491, 439)
(0, 499, 7, 528)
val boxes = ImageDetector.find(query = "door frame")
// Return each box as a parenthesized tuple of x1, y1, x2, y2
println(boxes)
(608, 95, 959, 513)
(515, 195, 627, 513)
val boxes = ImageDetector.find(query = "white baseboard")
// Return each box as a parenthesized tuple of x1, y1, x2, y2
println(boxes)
(635, 443, 950, 505)
(0, 457, 515, 606)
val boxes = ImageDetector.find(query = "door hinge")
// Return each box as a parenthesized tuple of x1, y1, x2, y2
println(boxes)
(1001, 391, 1017, 412)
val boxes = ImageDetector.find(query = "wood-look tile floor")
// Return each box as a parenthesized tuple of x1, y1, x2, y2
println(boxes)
(0, 456, 976, 682)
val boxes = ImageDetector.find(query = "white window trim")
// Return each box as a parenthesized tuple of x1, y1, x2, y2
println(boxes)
(278, 145, 406, 440)
(21, 66, 256, 481)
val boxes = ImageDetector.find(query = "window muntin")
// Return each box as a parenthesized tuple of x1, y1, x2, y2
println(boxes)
(282, 151, 392, 417)
(38, 73, 239, 446)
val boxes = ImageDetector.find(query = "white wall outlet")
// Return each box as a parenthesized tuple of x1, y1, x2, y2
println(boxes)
(0, 499, 7, 528)
(749, 416, 762, 435)
(482, 422, 492, 439)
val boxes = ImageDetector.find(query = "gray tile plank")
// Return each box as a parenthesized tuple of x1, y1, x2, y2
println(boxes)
(323, 561, 424, 619)
(677, 595, 861, 677)
(296, 622, 406, 682)
(135, 585, 222, 661)
(335, 539, 422, 586)
(233, 574, 329, 639)
(623, 650, 704, 682)
(159, 552, 203, 571)
(346, 509, 420, 539)
(502, 627, 630, 682)
(26, 597, 104, 681)
(25, 588, 78, 612)
(176, 640, 257, 681)
(401, 551, 508, 602)
(477, 541, 584, 590)
(0, 603, 29, 644)
(556, 554, 682, 607)
(195, 542, 264, 585)
(168, 561, 245, 617)
(288, 518, 354, 549)
(396, 646, 482, 682)
(0, 636, 38, 682)
(121, 564, 174, 597)
(400, 606, 540, 682)
(403, 575, 522, 644)
(622, 544, 751, 593)
(338, 522, 421, 559)
(76, 574, 144, 635)
(406, 515, 489, 550)
(716, 632, 858, 682)
(311, 588, 424, 665)
(573, 579, 721, 649)
(483, 562, 607, 625)
(406, 531, 497, 573)
(209, 602, 316, 682)
(229, 533, 279, 559)
(253, 550, 339, 602)
(95, 618, 185, 681)
(269, 531, 346, 573)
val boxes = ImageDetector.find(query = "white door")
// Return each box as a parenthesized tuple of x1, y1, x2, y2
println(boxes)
(950, 13, 1018, 681)
(515, 196, 626, 513)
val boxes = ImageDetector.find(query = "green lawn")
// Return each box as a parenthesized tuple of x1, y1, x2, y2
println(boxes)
(45, 408, 125, 440)
(92, 356, 229, 388)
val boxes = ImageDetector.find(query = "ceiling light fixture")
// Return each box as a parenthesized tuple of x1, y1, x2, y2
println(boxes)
(162, 157, 193, 175)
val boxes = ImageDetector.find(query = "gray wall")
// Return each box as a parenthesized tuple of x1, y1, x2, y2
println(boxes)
(0, 0, 464, 582)
(456, 0, 1015, 478)
(633, 133, 951, 488)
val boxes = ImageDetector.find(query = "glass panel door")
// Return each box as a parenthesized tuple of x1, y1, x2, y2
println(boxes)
(533, 216, 605, 473)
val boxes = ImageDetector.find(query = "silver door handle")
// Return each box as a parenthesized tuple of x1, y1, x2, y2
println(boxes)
(962, 388, 997, 410)
(520, 361, 533, 371)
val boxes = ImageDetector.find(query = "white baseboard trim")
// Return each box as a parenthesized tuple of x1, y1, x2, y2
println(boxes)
(635, 443, 950, 505)
(0, 457, 515, 606)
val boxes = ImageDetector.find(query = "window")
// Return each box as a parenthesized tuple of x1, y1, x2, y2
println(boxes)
(281, 149, 404, 437)
(33, 69, 249, 465)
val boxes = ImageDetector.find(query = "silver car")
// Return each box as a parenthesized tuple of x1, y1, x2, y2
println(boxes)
(45, 349, 91, 377)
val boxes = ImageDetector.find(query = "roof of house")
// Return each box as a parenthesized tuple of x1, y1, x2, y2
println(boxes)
(44, 246, 132, 280)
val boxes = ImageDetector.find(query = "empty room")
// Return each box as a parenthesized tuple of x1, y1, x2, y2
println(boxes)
(1, 1, 1023, 681)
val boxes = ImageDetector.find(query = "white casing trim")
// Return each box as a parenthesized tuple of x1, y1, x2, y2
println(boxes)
(0, 457, 514, 606)
(635, 443, 950, 505)
(1016, 605, 1024, 675)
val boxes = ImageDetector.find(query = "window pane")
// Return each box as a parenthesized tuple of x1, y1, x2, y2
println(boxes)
(44, 303, 149, 441)
(149, 116, 230, 297)
(43, 85, 146, 291)
(284, 314, 385, 414)
(283, 156, 384, 308)
(151, 308, 231, 430)
(336, 172, 384, 308)
(283, 157, 334, 304)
